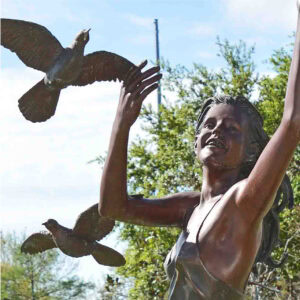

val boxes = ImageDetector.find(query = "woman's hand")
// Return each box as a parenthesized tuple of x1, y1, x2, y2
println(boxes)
(116, 60, 162, 128)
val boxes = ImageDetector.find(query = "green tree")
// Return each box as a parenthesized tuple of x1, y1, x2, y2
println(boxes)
(97, 274, 130, 299)
(248, 45, 300, 300)
(97, 38, 299, 299)
(1, 231, 96, 300)
(116, 38, 261, 300)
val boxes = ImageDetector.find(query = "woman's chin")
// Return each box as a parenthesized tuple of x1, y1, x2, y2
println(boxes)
(200, 155, 225, 169)
(200, 155, 242, 172)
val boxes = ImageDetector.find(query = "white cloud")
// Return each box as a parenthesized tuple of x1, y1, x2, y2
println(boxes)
(0, 67, 120, 228)
(1, 0, 55, 24)
(0, 63, 159, 282)
(124, 14, 154, 30)
(195, 50, 214, 59)
(0, 66, 158, 232)
(129, 34, 154, 46)
(188, 23, 216, 37)
(222, 0, 297, 32)
(0, 66, 132, 282)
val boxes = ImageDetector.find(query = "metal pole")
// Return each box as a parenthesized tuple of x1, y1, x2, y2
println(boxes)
(154, 19, 161, 108)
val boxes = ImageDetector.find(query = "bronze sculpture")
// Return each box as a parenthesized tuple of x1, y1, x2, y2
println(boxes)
(21, 203, 125, 267)
(99, 2, 300, 299)
(1, 18, 137, 122)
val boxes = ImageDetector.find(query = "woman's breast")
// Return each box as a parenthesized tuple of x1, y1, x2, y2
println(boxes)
(185, 200, 262, 290)
(164, 230, 246, 299)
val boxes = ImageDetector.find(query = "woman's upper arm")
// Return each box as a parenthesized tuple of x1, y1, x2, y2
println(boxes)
(101, 191, 200, 227)
(237, 9, 300, 221)
(236, 121, 299, 222)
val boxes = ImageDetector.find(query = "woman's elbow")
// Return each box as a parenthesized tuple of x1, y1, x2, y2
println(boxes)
(98, 193, 113, 217)
(98, 196, 127, 219)
(282, 115, 300, 140)
(98, 200, 109, 217)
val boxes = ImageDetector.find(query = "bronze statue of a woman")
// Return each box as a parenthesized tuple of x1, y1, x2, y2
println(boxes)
(99, 3, 300, 299)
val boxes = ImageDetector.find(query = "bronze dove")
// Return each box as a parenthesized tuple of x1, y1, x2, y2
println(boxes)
(1, 18, 137, 122)
(21, 203, 125, 267)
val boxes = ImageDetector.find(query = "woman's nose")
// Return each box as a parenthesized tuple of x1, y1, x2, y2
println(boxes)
(212, 123, 226, 137)
(212, 125, 221, 134)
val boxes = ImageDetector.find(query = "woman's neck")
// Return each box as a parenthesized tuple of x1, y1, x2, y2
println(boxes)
(201, 165, 240, 202)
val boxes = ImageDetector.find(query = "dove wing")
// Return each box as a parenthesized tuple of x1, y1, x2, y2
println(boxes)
(1, 18, 63, 72)
(21, 232, 57, 254)
(92, 243, 125, 267)
(72, 203, 115, 242)
(72, 51, 137, 86)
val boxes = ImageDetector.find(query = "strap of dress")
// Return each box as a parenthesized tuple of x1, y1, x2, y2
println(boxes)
(196, 197, 222, 252)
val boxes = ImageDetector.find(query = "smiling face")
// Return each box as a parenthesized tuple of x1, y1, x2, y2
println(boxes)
(195, 103, 250, 171)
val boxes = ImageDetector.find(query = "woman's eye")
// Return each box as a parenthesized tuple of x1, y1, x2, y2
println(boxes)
(229, 126, 238, 132)
(204, 123, 214, 129)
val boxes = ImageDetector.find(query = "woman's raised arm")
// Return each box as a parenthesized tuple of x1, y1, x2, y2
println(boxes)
(236, 4, 300, 222)
(99, 61, 199, 227)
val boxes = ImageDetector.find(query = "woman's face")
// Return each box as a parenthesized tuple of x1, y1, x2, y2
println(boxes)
(195, 103, 250, 170)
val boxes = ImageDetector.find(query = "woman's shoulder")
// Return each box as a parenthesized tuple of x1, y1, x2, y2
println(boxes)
(220, 179, 265, 227)
(167, 191, 200, 228)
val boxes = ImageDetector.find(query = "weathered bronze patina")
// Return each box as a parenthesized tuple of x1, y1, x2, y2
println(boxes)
(1, 18, 137, 122)
(99, 3, 300, 299)
(21, 203, 125, 267)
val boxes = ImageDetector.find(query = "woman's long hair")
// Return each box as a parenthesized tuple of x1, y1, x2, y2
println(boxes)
(195, 95, 294, 269)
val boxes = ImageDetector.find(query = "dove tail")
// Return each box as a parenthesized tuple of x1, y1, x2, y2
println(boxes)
(18, 79, 60, 122)
(91, 242, 125, 267)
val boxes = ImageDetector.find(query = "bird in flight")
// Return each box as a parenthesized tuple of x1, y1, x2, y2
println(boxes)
(1, 18, 137, 122)
(21, 203, 125, 267)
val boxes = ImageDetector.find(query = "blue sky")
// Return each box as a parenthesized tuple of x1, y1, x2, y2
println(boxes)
(1, 0, 297, 286)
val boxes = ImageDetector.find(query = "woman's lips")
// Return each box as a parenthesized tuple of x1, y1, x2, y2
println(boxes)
(205, 137, 226, 149)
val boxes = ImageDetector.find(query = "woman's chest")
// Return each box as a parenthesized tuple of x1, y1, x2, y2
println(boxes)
(185, 199, 239, 250)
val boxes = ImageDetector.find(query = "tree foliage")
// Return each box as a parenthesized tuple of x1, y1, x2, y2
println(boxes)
(99, 38, 299, 299)
(97, 274, 130, 300)
(250, 46, 300, 299)
(1, 231, 96, 300)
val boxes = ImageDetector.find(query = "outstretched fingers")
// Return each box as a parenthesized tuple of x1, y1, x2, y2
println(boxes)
(124, 60, 147, 87)
(131, 66, 160, 88)
(122, 59, 162, 104)
(139, 83, 159, 101)
(135, 73, 162, 96)
(126, 66, 161, 95)
(117, 60, 161, 127)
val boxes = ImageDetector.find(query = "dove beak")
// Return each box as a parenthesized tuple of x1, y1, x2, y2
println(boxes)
(83, 29, 90, 41)
(84, 29, 91, 35)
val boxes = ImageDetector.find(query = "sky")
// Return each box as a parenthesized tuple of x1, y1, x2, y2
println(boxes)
(1, 0, 298, 286)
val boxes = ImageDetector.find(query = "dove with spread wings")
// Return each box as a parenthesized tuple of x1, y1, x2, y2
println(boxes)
(21, 203, 125, 267)
(1, 18, 137, 122)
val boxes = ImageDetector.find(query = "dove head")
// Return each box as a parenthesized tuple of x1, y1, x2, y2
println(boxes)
(42, 219, 59, 232)
(72, 29, 90, 49)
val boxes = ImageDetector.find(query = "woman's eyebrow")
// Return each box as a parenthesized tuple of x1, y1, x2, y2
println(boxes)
(225, 119, 243, 130)
(203, 116, 215, 122)
(222, 116, 241, 122)
(225, 117, 239, 122)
